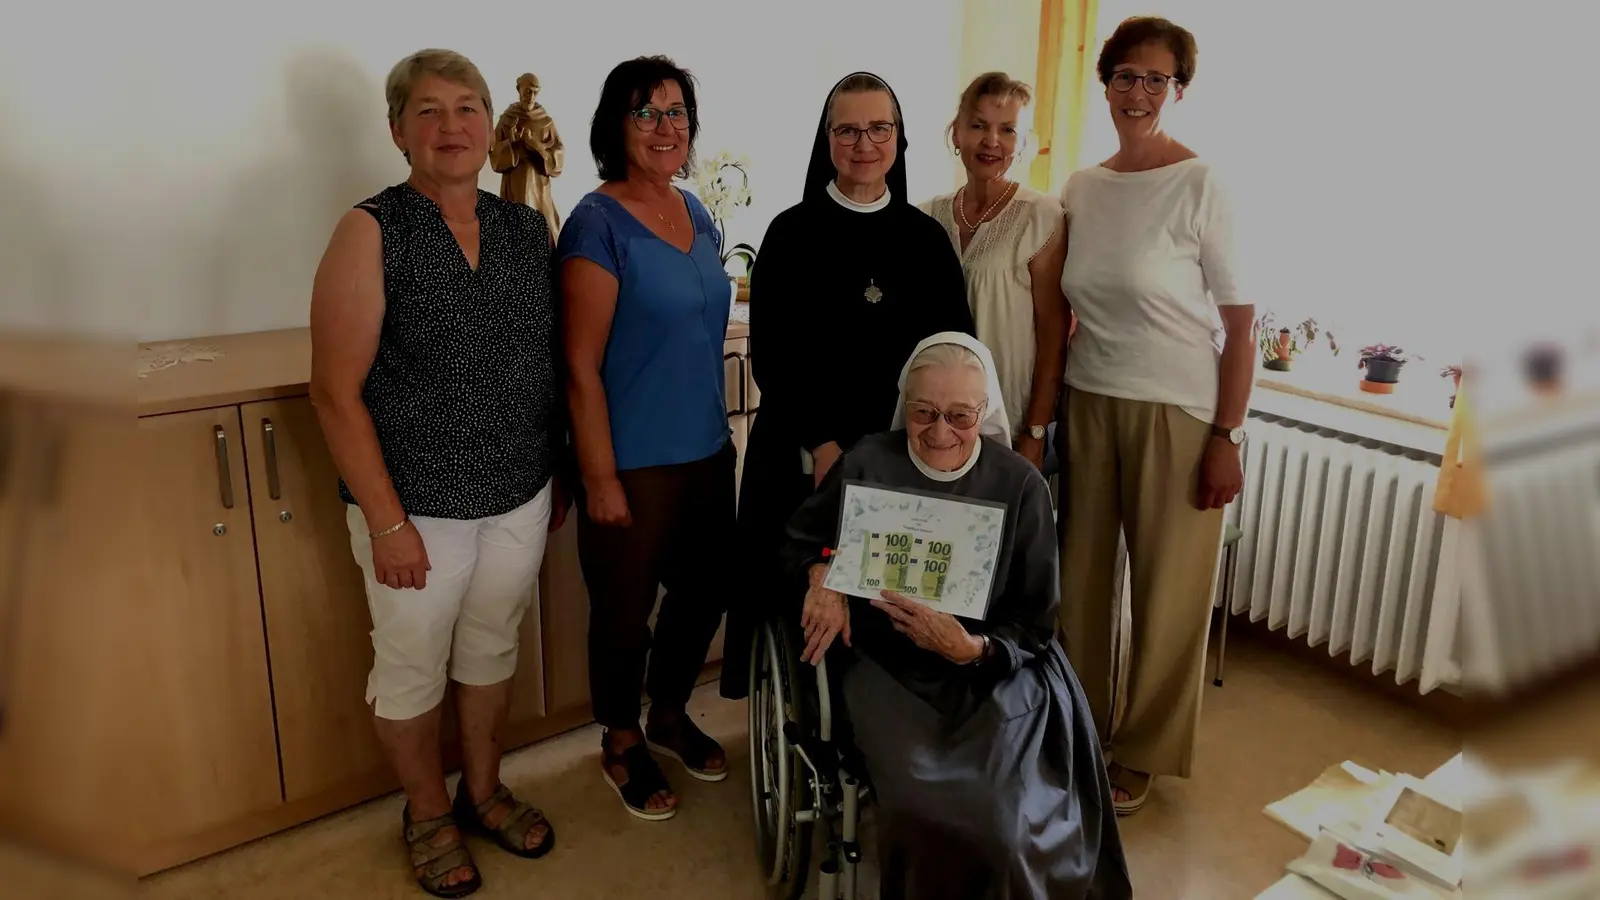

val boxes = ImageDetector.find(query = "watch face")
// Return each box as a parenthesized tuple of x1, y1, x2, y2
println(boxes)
(1029, 425, 1047, 440)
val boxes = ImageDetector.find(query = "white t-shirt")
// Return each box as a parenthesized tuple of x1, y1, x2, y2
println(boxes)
(919, 186, 1063, 437)
(1059, 158, 1243, 423)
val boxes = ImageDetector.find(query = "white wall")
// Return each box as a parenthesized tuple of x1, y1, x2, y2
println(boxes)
(1078, 0, 1517, 372)
(0, 0, 965, 342)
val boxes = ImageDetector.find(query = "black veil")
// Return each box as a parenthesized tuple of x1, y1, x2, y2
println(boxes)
(800, 71, 911, 206)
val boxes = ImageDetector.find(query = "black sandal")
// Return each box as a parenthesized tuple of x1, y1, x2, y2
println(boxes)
(601, 732, 677, 821)
(402, 804, 483, 898)
(646, 716, 729, 783)
(452, 782, 556, 859)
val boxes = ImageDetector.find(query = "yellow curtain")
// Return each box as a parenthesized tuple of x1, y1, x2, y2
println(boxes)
(1028, 0, 1099, 193)
(1434, 375, 1488, 519)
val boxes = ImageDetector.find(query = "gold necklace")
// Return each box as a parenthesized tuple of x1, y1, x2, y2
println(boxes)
(956, 181, 1016, 232)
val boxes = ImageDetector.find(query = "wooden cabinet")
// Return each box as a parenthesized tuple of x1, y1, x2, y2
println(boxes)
(131, 408, 286, 840)
(239, 398, 388, 803)
(0, 326, 748, 877)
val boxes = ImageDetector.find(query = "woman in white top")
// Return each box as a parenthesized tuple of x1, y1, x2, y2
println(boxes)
(920, 72, 1069, 471)
(1055, 16, 1254, 817)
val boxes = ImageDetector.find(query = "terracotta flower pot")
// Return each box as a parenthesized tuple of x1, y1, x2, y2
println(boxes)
(1264, 329, 1294, 372)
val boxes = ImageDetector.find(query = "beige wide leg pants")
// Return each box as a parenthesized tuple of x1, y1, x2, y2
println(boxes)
(1058, 387, 1226, 779)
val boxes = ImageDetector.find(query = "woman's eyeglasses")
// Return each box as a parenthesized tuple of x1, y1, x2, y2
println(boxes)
(905, 401, 984, 430)
(631, 106, 692, 132)
(1109, 70, 1173, 95)
(830, 123, 896, 146)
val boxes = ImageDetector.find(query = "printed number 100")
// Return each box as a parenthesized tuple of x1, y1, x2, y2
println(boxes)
(920, 540, 952, 599)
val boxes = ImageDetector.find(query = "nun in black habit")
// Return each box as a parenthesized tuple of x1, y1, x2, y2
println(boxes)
(781, 333, 1132, 900)
(721, 71, 975, 701)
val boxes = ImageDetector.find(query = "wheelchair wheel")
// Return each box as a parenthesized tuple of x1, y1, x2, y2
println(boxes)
(747, 618, 814, 899)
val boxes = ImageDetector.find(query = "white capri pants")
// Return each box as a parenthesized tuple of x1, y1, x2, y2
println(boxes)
(346, 485, 552, 720)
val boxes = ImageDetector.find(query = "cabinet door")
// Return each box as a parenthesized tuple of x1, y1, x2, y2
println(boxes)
(745, 347, 760, 414)
(241, 398, 391, 803)
(723, 341, 747, 417)
(131, 408, 283, 840)
(539, 515, 591, 718)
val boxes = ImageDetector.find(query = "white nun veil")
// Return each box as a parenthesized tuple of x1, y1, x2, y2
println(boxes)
(890, 331, 1013, 449)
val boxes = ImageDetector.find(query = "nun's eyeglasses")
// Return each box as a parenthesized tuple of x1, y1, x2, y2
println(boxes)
(1108, 70, 1173, 95)
(830, 123, 896, 146)
(631, 105, 692, 131)
(905, 401, 983, 430)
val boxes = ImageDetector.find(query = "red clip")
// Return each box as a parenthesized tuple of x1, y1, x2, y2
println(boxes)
(821, 547, 835, 559)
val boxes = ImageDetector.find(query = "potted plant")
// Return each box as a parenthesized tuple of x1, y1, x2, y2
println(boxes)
(1357, 344, 1416, 394)
(1255, 313, 1337, 372)
(1523, 343, 1564, 396)
(690, 151, 758, 298)
(1441, 364, 1462, 408)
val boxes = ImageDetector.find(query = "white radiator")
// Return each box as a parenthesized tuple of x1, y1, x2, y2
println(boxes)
(1220, 413, 1457, 694)
(1451, 423, 1600, 696)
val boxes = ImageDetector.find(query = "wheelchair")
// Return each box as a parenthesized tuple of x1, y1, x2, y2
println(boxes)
(747, 614, 872, 900)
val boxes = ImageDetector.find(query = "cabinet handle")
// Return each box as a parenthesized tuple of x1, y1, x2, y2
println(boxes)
(262, 418, 281, 501)
(723, 351, 746, 417)
(736, 353, 748, 416)
(744, 352, 758, 414)
(213, 425, 234, 510)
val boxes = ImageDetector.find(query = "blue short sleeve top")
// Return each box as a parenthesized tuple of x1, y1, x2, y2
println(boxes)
(556, 188, 732, 472)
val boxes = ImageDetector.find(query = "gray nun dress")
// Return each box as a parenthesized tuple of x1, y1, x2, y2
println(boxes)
(781, 431, 1132, 900)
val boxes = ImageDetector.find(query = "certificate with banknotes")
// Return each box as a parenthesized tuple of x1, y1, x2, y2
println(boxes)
(822, 482, 1007, 620)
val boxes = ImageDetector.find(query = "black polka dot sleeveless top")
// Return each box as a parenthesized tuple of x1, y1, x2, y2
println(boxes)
(338, 182, 559, 520)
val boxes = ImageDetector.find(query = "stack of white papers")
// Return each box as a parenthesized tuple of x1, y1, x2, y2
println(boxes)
(1260, 753, 1600, 899)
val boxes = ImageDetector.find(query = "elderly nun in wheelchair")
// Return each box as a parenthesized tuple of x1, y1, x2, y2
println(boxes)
(778, 332, 1132, 900)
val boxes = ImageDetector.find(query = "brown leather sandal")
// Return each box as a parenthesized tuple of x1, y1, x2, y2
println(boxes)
(402, 805, 482, 898)
(452, 782, 556, 859)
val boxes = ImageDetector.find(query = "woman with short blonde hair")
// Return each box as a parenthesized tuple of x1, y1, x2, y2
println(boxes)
(919, 71, 1070, 471)
(310, 47, 559, 897)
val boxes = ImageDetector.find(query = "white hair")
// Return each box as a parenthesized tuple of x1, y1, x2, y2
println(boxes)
(906, 343, 988, 407)
(908, 341, 983, 377)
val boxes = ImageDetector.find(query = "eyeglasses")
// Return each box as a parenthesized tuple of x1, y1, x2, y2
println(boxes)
(1109, 70, 1174, 95)
(905, 401, 984, 430)
(631, 105, 692, 132)
(830, 123, 896, 146)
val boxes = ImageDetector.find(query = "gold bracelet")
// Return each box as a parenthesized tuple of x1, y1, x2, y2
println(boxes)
(369, 517, 408, 539)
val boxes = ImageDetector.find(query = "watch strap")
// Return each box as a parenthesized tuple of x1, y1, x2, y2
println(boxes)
(1211, 423, 1242, 443)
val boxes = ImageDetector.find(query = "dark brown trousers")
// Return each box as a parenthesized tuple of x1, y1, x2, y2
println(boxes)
(575, 441, 736, 731)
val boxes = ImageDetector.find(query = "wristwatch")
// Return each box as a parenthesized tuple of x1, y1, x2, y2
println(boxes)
(1211, 424, 1245, 445)
(1027, 424, 1047, 440)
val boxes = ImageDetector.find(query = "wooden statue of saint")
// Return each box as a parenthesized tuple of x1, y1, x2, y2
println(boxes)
(491, 73, 565, 242)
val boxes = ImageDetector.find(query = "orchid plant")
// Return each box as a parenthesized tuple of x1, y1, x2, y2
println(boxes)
(691, 151, 758, 275)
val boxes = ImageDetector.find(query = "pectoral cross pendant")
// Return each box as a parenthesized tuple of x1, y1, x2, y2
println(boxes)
(864, 279, 884, 304)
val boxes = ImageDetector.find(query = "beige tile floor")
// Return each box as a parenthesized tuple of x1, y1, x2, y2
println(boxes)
(10, 632, 1485, 900)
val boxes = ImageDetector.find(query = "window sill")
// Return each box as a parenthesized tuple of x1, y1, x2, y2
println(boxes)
(1250, 367, 1451, 456)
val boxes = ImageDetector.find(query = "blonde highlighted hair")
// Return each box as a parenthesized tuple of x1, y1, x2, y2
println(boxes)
(384, 48, 493, 126)
(947, 71, 1034, 145)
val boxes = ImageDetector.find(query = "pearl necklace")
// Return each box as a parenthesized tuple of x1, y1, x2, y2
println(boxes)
(956, 180, 1016, 232)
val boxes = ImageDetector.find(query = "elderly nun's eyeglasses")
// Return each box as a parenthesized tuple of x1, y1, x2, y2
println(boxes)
(830, 123, 896, 146)
(905, 401, 984, 430)
(1109, 70, 1174, 95)
(631, 105, 692, 131)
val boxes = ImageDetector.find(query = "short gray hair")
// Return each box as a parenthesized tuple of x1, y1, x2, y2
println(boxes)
(385, 48, 493, 126)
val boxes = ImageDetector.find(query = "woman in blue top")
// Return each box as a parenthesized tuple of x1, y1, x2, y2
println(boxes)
(557, 55, 733, 822)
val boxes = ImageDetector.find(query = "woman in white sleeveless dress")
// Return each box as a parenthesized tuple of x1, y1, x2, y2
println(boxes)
(919, 72, 1070, 471)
